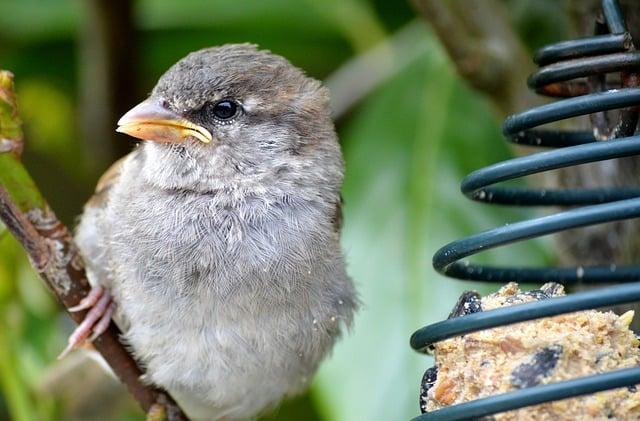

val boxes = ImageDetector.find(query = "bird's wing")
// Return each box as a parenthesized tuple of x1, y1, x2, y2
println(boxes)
(85, 151, 135, 210)
(75, 150, 142, 333)
(76, 150, 139, 290)
(332, 195, 344, 232)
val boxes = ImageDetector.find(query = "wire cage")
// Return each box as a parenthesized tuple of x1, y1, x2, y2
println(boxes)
(411, 0, 640, 419)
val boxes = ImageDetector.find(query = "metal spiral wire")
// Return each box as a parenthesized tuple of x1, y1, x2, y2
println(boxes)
(411, 1, 640, 419)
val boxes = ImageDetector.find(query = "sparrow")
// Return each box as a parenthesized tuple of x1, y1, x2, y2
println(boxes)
(68, 44, 357, 420)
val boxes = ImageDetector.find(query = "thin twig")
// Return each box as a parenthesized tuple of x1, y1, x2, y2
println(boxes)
(0, 71, 188, 420)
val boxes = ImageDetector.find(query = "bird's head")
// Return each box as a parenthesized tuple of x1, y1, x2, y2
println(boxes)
(117, 44, 342, 194)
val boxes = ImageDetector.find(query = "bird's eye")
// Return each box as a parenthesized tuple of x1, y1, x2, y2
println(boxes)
(210, 100, 239, 120)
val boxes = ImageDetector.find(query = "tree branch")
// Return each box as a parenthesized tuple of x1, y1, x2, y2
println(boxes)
(410, 0, 538, 115)
(0, 71, 188, 420)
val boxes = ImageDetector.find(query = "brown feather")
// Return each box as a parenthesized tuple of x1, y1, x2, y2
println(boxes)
(85, 151, 136, 209)
(332, 195, 343, 232)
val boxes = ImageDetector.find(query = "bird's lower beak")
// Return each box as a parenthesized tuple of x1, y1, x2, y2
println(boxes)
(116, 99, 212, 144)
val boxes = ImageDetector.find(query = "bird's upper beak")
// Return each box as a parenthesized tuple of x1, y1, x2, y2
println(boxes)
(116, 99, 212, 144)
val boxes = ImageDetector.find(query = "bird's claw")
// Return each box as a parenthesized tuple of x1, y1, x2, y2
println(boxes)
(146, 403, 168, 421)
(67, 284, 105, 312)
(59, 286, 115, 359)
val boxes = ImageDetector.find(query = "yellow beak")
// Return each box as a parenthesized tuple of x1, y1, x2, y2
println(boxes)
(116, 99, 212, 144)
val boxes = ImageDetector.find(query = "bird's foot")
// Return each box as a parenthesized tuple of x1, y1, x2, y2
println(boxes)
(58, 285, 116, 359)
(146, 403, 167, 421)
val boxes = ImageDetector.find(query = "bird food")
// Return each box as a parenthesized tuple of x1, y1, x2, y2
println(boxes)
(419, 282, 640, 420)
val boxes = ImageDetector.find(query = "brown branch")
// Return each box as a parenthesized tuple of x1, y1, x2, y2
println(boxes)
(0, 188, 49, 270)
(0, 72, 188, 420)
(410, 0, 538, 115)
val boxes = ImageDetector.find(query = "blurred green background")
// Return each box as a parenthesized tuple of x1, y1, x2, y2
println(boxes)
(0, 0, 566, 420)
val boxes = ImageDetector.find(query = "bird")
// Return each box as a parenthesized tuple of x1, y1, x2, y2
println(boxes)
(67, 43, 358, 420)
